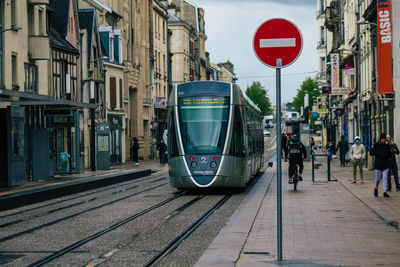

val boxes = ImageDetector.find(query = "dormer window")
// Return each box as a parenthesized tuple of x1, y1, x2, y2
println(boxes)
(99, 26, 123, 65)
(113, 30, 122, 64)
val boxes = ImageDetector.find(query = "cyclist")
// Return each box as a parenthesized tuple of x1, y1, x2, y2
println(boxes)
(287, 134, 307, 184)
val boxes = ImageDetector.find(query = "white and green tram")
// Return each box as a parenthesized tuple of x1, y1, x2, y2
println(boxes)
(167, 81, 264, 189)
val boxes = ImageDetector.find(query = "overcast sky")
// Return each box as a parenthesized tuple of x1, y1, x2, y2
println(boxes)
(191, 0, 318, 105)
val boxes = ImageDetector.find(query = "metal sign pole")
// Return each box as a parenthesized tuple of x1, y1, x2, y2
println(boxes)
(276, 67, 282, 261)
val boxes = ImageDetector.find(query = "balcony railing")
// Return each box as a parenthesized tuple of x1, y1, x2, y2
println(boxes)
(24, 63, 38, 93)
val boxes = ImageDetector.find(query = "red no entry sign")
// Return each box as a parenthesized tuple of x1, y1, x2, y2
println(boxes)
(253, 18, 303, 68)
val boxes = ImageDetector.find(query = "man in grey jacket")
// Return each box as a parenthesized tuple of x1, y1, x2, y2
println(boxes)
(350, 136, 366, 183)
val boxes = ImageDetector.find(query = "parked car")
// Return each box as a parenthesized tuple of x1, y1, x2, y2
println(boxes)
(263, 130, 271, 137)
(315, 130, 321, 136)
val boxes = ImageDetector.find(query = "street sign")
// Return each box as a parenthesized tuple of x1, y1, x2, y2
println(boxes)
(253, 18, 303, 262)
(317, 96, 329, 114)
(253, 18, 303, 68)
(331, 87, 349, 95)
(321, 85, 331, 95)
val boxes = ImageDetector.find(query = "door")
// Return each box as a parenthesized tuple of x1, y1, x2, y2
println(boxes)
(32, 129, 50, 181)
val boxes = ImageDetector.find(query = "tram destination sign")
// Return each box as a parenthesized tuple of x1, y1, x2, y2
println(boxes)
(253, 18, 303, 68)
(182, 96, 228, 106)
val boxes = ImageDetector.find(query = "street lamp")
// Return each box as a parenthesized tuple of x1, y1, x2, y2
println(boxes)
(84, 56, 107, 171)
(0, 26, 22, 33)
(338, 48, 359, 54)
(356, 20, 377, 27)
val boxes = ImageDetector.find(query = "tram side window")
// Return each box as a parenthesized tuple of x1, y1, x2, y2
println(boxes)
(167, 108, 179, 158)
(229, 106, 245, 157)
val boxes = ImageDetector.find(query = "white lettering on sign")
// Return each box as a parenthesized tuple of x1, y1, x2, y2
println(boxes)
(260, 38, 296, 48)
(378, 10, 391, 43)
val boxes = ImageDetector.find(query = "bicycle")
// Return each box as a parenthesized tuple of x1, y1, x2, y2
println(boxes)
(290, 163, 301, 191)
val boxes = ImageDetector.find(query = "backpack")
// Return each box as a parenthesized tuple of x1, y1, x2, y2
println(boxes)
(289, 141, 301, 154)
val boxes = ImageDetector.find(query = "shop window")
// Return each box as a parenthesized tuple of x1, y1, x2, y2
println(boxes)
(11, 119, 24, 158)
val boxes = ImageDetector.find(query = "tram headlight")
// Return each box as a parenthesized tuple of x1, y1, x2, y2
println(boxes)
(191, 161, 198, 168)
(210, 161, 217, 168)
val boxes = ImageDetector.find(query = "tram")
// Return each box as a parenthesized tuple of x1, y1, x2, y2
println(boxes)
(167, 81, 264, 189)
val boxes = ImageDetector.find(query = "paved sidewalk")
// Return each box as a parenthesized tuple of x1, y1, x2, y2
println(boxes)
(197, 157, 400, 266)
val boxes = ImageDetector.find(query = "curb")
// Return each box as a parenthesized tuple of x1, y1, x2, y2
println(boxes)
(0, 169, 152, 212)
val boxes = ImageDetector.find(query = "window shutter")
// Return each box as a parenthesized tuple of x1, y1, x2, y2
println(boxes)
(110, 77, 116, 110)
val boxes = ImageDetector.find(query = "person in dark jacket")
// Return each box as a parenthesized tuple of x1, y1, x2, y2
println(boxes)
(132, 137, 140, 166)
(287, 135, 307, 184)
(336, 135, 349, 166)
(386, 135, 400, 192)
(370, 133, 392, 197)
(156, 139, 167, 166)
(281, 133, 288, 161)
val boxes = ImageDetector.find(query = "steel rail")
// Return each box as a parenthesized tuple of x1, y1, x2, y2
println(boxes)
(26, 191, 187, 267)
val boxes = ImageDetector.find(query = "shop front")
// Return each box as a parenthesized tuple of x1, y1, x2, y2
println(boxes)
(0, 106, 26, 186)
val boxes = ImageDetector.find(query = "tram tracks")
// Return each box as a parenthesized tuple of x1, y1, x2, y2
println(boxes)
(0, 179, 170, 243)
(143, 194, 232, 266)
(26, 192, 188, 267)
(23, 193, 232, 267)
(0, 172, 167, 221)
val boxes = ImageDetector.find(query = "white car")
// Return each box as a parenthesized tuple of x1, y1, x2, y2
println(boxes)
(263, 130, 271, 137)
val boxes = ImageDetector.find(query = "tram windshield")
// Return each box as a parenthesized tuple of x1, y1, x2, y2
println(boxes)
(178, 96, 230, 154)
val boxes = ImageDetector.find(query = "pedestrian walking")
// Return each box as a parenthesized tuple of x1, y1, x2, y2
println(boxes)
(349, 136, 366, 183)
(132, 137, 140, 166)
(370, 133, 392, 197)
(336, 135, 349, 166)
(386, 134, 400, 192)
(156, 139, 167, 166)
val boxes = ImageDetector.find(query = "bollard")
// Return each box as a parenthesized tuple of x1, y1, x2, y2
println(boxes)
(327, 155, 331, 182)
(312, 152, 315, 182)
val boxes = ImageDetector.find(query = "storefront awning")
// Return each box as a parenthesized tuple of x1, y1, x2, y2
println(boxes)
(12, 99, 97, 109)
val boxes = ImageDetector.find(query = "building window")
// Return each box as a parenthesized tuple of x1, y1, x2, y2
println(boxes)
(24, 63, 38, 93)
(11, 0, 17, 26)
(321, 57, 326, 73)
(60, 60, 67, 96)
(119, 78, 123, 109)
(39, 9, 44, 35)
(110, 76, 116, 110)
(28, 5, 34, 36)
(144, 120, 149, 136)
(320, 26, 325, 44)
(12, 53, 18, 89)
(99, 27, 114, 63)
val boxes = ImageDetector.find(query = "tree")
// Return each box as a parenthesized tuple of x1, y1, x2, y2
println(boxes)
(245, 81, 272, 115)
(291, 77, 320, 127)
(292, 77, 319, 113)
